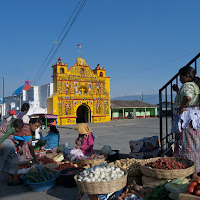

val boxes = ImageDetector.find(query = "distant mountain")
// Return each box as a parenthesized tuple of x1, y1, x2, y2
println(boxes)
(111, 94, 175, 105)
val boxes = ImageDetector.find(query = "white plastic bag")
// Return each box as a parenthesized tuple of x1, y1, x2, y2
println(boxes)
(67, 148, 84, 161)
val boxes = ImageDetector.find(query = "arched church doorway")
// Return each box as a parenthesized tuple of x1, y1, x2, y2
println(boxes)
(76, 104, 91, 123)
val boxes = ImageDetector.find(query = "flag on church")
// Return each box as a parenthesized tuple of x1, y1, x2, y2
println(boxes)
(77, 44, 81, 48)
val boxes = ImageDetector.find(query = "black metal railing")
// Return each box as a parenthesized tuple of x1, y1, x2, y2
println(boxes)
(159, 53, 200, 153)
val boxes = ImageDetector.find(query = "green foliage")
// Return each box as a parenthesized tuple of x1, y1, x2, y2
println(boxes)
(143, 184, 169, 200)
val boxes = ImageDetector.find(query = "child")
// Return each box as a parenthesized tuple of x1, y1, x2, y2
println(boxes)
(6, 110, 17, 123)
(74, 123, 94, 155)
(39, 125, 60, 152)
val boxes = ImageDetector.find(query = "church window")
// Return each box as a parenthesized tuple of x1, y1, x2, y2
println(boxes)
(60, 67, 64, 73)
(100, 72, 103, 77)
(96, 88, 100, 95)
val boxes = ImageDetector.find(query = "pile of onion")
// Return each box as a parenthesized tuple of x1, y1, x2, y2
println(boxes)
(77, 163, 125, 182)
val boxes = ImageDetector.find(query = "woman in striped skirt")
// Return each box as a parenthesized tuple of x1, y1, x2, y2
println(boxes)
(172, 65, 200, 177)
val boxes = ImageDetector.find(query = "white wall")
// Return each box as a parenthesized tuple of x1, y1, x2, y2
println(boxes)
(0, 83, 53, 118)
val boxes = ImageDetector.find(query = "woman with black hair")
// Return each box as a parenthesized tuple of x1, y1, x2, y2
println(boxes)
(13, 118, 40, 164)
(37, 125, 60, 152)
(0, 119, 24, 186)
(17, 103, 30, 124)
(172, 65, 200, 178)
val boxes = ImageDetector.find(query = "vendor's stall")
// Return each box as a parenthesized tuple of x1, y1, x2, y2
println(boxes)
(16, 135, 200, 200)
(29, 114, 57, 129)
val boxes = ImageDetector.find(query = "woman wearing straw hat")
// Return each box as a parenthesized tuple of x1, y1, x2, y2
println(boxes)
(74, 123, 94, 155)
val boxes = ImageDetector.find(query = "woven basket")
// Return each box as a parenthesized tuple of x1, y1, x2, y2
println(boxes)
(78, 158, 106, 167)
(74, 169, 127, 194)
(109, 158, 148, 177)
(140, 157, 195, 179)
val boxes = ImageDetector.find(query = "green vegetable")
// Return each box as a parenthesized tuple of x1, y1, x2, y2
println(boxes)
(38, 169, 47, 182)
(165, 178, 189, 194)
(26, 175, 39, 183)
(48, 172, 56, 180)
(143, 184, 169, 200)
(36, 176, 44, 182)
(169, 192, 179, 200)
(42, 169, 51, 181)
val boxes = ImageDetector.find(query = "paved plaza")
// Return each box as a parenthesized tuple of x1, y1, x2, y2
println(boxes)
(0, 118, 166, 200)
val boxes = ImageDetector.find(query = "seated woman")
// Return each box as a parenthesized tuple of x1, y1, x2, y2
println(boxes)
(38, 125, 60, 152)
(74, 123, 94, 155)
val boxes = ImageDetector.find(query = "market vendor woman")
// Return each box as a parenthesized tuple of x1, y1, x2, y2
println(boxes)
(13, 118, 40, 163)
(37, 125, 60, 152)
(172, 65, 200, 177)
(74, 123, 94, 155)
(0, 119, 24, 185)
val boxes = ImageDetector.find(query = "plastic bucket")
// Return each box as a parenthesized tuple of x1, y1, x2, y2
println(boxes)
(107, 150, 120, 162)
(58, 168, 83, 188)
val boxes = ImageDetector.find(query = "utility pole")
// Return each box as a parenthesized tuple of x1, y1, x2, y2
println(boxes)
(0, 77, 4, 120)
(141, 92, 143, 102)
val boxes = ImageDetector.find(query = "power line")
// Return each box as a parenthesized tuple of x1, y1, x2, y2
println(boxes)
(119, 49, 200, 79)
(31, 0, 88, 85)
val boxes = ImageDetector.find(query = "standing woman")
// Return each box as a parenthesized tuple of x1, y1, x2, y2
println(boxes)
(172, 65, 200, 177)
(0, 119, 24, 185)
(17, 103, 30, 124)
(13, 118, 40, 163)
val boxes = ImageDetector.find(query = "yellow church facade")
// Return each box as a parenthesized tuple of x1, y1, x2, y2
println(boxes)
(47, 57, 110, 125)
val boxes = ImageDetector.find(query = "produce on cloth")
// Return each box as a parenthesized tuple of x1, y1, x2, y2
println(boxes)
(143, 184, 169, 200)
(24, 166, 57, 183)
(77, 162, 125, 182)
(54, 162, 78, 171)
(145, 158, 187, 170)
(44, 163, 59, 170)
(38, 157, 57, 165)
(77, 152, 104, 160)
(186, 176, 200, 196)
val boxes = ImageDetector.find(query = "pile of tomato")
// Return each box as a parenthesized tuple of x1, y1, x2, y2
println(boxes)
(54, 162, 77, 171)
(187, 177, 200, 196)
(145, 158, 187, 170)
(81, 152, 104, 160)
(38, 157, 57, 165)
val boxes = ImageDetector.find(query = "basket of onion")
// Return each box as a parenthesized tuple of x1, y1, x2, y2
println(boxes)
(74, 162, 127, 194)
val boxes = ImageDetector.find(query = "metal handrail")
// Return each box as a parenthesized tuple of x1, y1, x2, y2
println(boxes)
(159, 53, 200, 152)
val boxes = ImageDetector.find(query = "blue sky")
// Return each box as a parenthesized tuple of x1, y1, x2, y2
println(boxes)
(1, 0, 200, 99)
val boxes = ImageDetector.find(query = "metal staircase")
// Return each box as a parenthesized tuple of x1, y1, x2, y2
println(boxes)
(159, 53, 200, 153)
